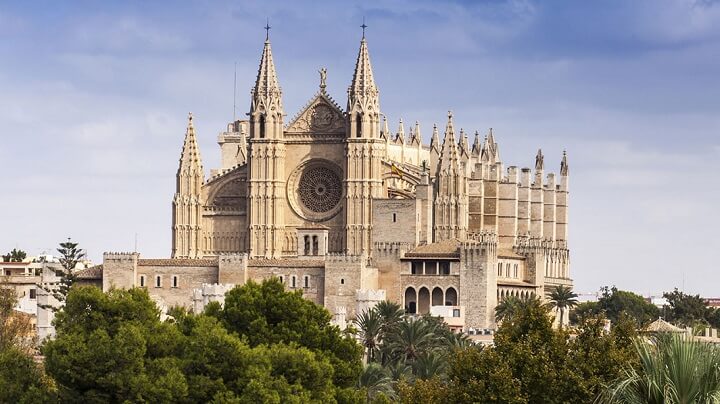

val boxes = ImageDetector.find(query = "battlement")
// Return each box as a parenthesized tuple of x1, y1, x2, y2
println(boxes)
(326, 253, 366, 264)
(356, 289, 386, 302)
(102, 252, 139, 262)
(218, 253, 248, 263)
(514, 235, 569, 255)
(466, 231, 498, 245)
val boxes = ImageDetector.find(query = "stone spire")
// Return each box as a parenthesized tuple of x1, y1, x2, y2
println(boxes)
(380, 115, 390, 140)
(348, 37, 378, 111)
(410, 121, 422, 146)
(481, 128, 499, 164)
(560, 150, 569, 176)
(433, 111, 468, 241)
(178, 113, 204, 175)
(471, 130, 481, 157)
(430, 124, 440, 153)
(394, 119, 405, 144)
(172, 112, 204, 259)
(458, 129, 470, 159)
(251, 37, 282, 114)
(439, 112, 461, 171)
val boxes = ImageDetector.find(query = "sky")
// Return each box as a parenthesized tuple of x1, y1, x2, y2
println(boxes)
(1, 0, 719, 296)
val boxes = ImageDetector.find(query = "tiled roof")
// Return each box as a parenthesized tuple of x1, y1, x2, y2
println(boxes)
(249, 259, 325, 268)
(138, 258, 218, 267)
(405, 239, 461, 258)
(498, 248, 525, 259)
(644, 318, 685, 333)
(75, 265, 103, 280)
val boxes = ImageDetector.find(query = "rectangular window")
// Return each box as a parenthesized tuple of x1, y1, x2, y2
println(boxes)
(440, 262, 450, 275)
(411, 261, 423, 275)
(279, 275, 284, 284)
(29, 288, 36, 299)
(453, 309, 460, 317)
(498, 263, 503, 277)
(139, 275, 146, 287)
(392, 213, 397, 223)
(513, 264, 518, 278)
(291, 276, 296, 288)
(304, 276, 309, 288)
(172, 276, 178, 288)
(155, 275, 162, 288)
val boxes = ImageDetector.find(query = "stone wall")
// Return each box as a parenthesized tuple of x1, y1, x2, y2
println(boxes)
(137, 261, 218, 309)
(246, 261, 325, 306)
(372, 199, 419, 245)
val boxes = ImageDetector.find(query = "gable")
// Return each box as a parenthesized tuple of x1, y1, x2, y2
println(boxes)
(285, 92, 346, 136)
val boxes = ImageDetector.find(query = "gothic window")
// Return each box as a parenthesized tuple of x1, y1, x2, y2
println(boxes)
(445, 287, 458, 306)
(355, 113, 362, 138)
(340, 278, 345, 285)
(440, 262, 450, 275)
(498, 263, 503, 277)
(298, 166, 342, 213)
(155, 275, 162, 288)
(505, 263, 511, 277)
(139, 275, 146, 287)
(312, 236, 319, 255)
(513, 264, 518, 278)
(303, 236, 310, 255)
(304, 275, 309, 288)
(172, 275, 179, 288)
(259, 115, 266, 138)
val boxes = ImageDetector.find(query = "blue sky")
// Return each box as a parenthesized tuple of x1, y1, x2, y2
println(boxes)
(1, 1, 719, 296)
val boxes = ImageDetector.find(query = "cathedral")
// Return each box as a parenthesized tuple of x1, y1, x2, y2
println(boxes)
(102, 31, 572, 330)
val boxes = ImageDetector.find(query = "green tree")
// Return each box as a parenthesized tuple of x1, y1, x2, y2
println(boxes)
(373, 300, 404, 330)
(0, 347, 57, 403)
(595, 286, 660, 326)
(548, 285, 578, 329)
(355, 308, 383, 364)
(602, 335, 720, 403)
(357, 363, 396, 403)
(0, 286, 34, 352)
(215, 278, 363, 388)
(495, 295, 521, 323)
(397, 377, 449, 404)
(662, 288, 711, 327)
(39, 239, 86, 310)
(2, 248, 27, 262)
(445, 346, 526, 404)
(382, 317, 437, 365)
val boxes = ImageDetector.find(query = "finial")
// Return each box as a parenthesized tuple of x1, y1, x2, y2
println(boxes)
(361, 17, 367, 39)
(188, 112, 193, 122)
(264, 18, 271, 41)
(448, 110, 453, 119)
(319, 67, 327, 90)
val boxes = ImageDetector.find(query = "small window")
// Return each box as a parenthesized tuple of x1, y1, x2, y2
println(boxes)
(513, 264, 518, 278)
(340, 278, 345, 285)
(392, 213, 397, 223)
(4, 270, 9, 276)
(411, 261, 423, 275)
(304, 276, 309, 288)
(453, 309, 460, 317)
(279, 275, 284, 284)
(172, 275, 179, 288)
(155, 275, 162, 288)
(29, 289, 36, 299)
(505, 263, 510, 278)
(497, 263, 502, 277)
(440, 262, 450, 275)
(139, 275, 146, 287)
(291, 276, 296, 288)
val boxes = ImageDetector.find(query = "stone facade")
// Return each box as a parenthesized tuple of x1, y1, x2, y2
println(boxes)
(100, 31, 572, 330)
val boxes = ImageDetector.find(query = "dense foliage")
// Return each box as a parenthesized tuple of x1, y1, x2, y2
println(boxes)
(571, 286, 660, 327)
(2, 248, 27, 262)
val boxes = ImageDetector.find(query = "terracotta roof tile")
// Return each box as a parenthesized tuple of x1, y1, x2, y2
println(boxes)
(405, 239, 461, 258)
(75, 265, 103, 280)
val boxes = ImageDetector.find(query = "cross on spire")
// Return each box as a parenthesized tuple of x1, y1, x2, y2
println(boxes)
(264, 19, 271, 41)
(361, 17, 367, 39)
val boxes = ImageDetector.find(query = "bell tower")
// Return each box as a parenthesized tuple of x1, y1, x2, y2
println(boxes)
(344, 30, 384, 255)
(247, 29, 287, 258)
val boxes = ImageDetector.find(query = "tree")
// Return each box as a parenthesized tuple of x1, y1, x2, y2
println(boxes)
(0, 347, 57, 403)
(445, 346, 526, 404)
(357, 363, 396, 403)
(355, 308, 383, 364)
(39, 238, 86, 310)
(382, 317, 437, 365)
(548, 285, 578, 329)
(215, 278, 363, 388)
(594, 286, 660, 327)
(2, 248, 27, 262)
(662, 288, 711, 328)
(0, 286, 34, 353)
(397, 377, 449, 404)
(374, 300, 404, 330)
(602, 335, 720, 403)
(495, 295, 521, 323)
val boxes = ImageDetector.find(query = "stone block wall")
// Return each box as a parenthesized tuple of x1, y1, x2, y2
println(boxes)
(102, 252, 138, 291)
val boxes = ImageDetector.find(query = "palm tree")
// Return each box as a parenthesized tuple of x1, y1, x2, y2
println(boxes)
(548, 285, 578, 329)
(412, 351, 448, 380)
(495, 295, 521, 323)
(374, 300, 404, 330)
(383, 317, 437, 364)
(601, 335, 720, 403)
(354, 308, 383, 364)
(357, 363, 396, 403)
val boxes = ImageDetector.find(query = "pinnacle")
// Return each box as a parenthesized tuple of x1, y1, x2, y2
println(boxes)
(179, 112, 204, 172)
(560, 150, 569, 176)
(254, 38, 281, 101)
(348, 36, 378, 105)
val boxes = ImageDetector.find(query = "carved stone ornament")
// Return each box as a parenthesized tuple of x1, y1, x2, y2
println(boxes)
(286, 97, 346, 134)
(287, 159, 343, 221)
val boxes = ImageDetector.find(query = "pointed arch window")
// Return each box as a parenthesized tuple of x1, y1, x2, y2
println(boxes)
(259, 115, 266, 138)
(355, 113, 362, 138)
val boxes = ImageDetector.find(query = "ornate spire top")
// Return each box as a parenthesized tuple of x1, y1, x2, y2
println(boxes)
(179, 112, 203, 170)
(380, 115, 390, 140)
(535, 149, 544, 171)
(348, 33, 378, 109)
(410, 121, 422, 145)
(319, 67, 327, 91)
(459, 129, 470, 158)
(394, 118, 405, 144)
(471, 130, 481, 156)
(264, 18, 271, 41)
(361, 17, 368, 39)
(430, 123, 440, 152)
(560, 150, 569, 176)
(253, 32, 281, 104)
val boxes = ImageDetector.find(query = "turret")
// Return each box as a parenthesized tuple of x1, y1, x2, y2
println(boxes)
(172, 113, 205, 258)
(530, 149, 544, 238)
(347, 34, 380, 139)
(247, 33, 287, 258)
(429, 124, 440, 175)
(556, 151, 569, 243)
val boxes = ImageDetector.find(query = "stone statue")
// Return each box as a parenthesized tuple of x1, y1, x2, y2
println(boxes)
(319, 67, 327, 90)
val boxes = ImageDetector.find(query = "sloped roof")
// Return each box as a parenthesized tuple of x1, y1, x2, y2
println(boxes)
(405, 239, 461, 258)
(75, 265, 103, 280)
(644, 318, 685, 333)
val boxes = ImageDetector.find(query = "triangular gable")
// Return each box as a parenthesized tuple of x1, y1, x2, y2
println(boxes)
(285, 91, 346, 135)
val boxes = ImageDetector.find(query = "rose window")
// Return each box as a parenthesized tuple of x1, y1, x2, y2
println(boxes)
(297, 166, 342, 213)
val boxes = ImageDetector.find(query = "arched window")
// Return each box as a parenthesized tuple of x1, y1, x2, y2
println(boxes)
(432, 287, 443, 307)
(513, 264, 518, 278)
(139, 275, 146, 287)
(445, 287, 458, 306)
(418, 287, 430, 314)
(291, 276, 296, 288)
(498, 262, 503, 276)
(405, 287, 417, 314)
(355, 113, 362, 138)
(155, 275, 162, 288)
(303, 235, 310, 255)
(304, 275, 309, 289)
(279, 275, 284, 284)
(259, 115, 266, 138)
(172, 275, 179, 288)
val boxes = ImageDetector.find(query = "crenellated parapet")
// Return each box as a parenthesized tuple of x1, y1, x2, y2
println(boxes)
(326, 253, 366, 265)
